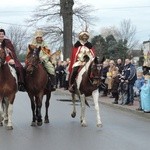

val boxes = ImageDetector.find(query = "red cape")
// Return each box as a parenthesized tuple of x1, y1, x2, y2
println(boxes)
(68, 46, 95, 74)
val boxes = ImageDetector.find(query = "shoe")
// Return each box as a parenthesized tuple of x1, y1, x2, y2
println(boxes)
(18, 84, 26, 92)
(128, 102, 133, 106)
(136, 108, 143, 111)
(109, 95, 114, 98)
(112, 101, 118, 104)
(101, 94, 107, 97)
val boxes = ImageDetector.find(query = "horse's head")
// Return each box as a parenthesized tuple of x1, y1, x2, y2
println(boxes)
(25, 44, 41, 74)
(0, 45, 6, 68)
(88, 57, 102, 86)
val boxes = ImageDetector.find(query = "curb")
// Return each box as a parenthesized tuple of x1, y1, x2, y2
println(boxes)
(100, 101, 150, 120)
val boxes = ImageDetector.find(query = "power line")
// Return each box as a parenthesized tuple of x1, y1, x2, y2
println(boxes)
(0, 5, 150, 13)
(0, 10, 34, 13)
(98, 5, 150, 10)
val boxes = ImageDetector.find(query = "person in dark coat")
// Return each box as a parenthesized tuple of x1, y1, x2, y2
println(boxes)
(100, 61, 109, 96)
(55, 60, 65, 88)
(0, 28, 25, 91)
(116, 58, 124, 74)
(122, 58, 137, 105)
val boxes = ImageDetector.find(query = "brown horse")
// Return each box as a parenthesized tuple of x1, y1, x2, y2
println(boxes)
(0, 46, 18, 130)
(25, 44, 51, 126)
(70, 56, 102, 127)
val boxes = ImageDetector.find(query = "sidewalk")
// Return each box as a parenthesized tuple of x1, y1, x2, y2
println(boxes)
(54, 88, 150, 119)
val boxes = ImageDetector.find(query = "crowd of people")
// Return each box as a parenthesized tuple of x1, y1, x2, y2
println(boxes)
(99, 57, 150, 112)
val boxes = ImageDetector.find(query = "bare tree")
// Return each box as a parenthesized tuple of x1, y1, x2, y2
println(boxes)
(60, 0, 74, 59)
(100, 26, 119, 39)
(100, 19, 138, 50)
(116, 19, 138, 50)
(6, 26, 29, 54)
(27, 0, 95, 59)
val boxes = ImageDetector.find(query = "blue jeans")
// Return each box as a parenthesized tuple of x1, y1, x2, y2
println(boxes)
(127, 84, 134, 104)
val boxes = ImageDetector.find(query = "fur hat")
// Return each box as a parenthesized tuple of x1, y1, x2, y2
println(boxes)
(34, 30, 43, 38)
(78, 31, 90, 40)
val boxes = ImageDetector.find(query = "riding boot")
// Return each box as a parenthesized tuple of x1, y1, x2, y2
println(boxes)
(48, 74, 56, 91)
(69, 66, 79, 93)
(16, 67, 26, 92)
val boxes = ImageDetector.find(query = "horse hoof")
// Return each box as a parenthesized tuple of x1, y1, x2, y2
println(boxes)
(71, 112, 76, 118)
(37, 122, 43, 126)
(7, 126, 13, 130)
(0, 122, 3, 126)
(44, 119, 49, 123)
(0, 117, 4, 123)
(97, 123, 103, 127)
(4, 120, 8, 124)
(31, 122, 36, 126)
(81, 123, 87, 127)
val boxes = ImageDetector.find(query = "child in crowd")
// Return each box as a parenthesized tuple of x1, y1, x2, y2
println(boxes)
(111, 70, 120, 104)
(134, 71, 145, 110)
(118, 77, 128, 105)
(140, 74, 150, 113)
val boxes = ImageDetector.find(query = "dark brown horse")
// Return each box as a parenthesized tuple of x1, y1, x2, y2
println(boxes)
(70, 56, 102, 127)
(25, 44, 51, 126)
(0, 46, 18, 130)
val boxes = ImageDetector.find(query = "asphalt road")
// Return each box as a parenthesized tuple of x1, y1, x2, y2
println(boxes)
(0, 91, 150, 150)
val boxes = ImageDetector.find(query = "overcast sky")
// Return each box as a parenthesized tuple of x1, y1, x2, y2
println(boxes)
(0, 0, 150, 44)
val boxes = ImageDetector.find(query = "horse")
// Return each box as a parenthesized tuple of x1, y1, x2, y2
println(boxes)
(0, 46, 18, 130)
(25, 44, 51, 126)
(70, 56, 103, 127)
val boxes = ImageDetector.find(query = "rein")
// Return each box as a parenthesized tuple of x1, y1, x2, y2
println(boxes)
(88, 64, 101, 87)
(26, 60, 42, 69)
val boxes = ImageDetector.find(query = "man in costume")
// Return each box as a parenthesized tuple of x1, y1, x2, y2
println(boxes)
(68, 31, 95, 92)
(29, 29, 56, 91)
(0, 28, 25, 92)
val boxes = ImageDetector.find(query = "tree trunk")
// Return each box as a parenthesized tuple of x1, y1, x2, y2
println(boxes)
(60, 0, 74, 60)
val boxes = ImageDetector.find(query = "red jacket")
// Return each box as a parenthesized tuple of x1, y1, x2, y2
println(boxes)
(2, 38, 23, 68)
(68, 41, 95, 74)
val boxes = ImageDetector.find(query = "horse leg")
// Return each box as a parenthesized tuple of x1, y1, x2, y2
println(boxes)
(28, 94, 36, 126)
(92, 89, 102, 127)
(44, 93, 51, 123)
(3, 98, 9, 124)
(36, 95, 43, 126)
(71, 93, 76, 118)
(80, 95, 87, 127)
(0, 100, 4, 126)
(5, 94, 15, 130)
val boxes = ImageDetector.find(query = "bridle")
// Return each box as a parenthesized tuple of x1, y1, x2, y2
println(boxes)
(25, 48, 41, 74)
(88, 63, 101, 86)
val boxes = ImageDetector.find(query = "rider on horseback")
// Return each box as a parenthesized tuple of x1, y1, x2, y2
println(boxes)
(29, 29, 56, 91)
(68, 31, 95, 93)
(0, 29, 26, 92)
